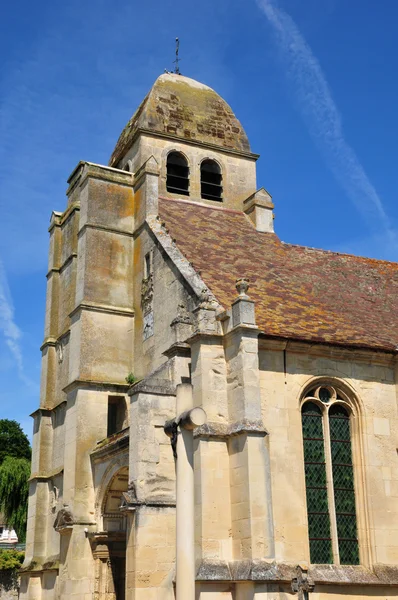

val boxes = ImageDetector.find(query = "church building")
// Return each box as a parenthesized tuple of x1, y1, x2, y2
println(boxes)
(21, 72, 398, 599)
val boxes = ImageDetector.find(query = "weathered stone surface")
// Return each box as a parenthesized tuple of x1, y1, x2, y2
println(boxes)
(109, 73, 252, 167)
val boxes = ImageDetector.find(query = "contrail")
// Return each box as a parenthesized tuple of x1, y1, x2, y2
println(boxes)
(256, 0, 394, 240)
(0, 261, 37, 390)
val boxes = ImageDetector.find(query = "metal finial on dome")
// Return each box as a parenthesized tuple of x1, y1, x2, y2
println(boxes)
(173, 37, 181, 75)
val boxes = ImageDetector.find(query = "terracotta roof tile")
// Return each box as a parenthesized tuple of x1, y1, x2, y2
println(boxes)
(159, 197, 398, 352)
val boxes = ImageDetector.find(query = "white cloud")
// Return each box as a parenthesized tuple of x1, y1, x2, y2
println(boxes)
(0, 261, 38, 391)
(256, 0, 397, 248)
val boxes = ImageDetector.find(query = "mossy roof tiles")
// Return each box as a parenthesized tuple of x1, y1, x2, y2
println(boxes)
(159, 197, 398, 352)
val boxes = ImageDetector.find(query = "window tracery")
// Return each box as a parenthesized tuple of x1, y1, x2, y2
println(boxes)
(301, 384, 359, 565)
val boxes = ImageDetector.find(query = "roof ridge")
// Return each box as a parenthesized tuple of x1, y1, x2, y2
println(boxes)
(282, 240, 398, 267)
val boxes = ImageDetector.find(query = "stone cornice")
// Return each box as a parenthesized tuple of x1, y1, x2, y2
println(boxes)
(46, 252, 77, 278)
(48, 203, 80, 232)
(185, 332, 224, 348)
(119, 491, 176, 510)
(223, 323, 260, 341)
(29, 467, 64, 482)
(258, 336, 396, 366)
(91, 428, 129, 460)
(30, 401, 67, 419)
(29, 407, 52, 418)
(128, 378, 176, 398)
(40, 330, 70, 351)
(135, 128, 260, 161)
(77, 222, 134, 239)
(196, 559, 398, 586)
(66, 160, 134, 196)
(69, 301, 134, 319)
(20, 557, 60, 574)
(63, 379, 130, 394)
(162, 341, 191, 359)
(194, 419, 268, 440)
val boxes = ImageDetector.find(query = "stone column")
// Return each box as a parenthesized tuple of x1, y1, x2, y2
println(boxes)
(188, 297, 234, 573)
(224, 280, 275, 562)
(127, 380, 176, 599)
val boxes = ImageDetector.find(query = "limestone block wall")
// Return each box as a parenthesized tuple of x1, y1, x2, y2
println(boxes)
(259, 340, 398, 568)
(194, 439, 232, 564)
(122, 133, 258, 210)
(132, 226, 197, 379)
(62, 388, 108, 519)
(129, 389, 176, 503)
(126, 505, 175, 599)
(68, 167, 135, 384)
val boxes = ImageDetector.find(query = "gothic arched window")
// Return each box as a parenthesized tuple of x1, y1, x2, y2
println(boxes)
(200, 159, 223, 201)
(301, 385, 360, 565)
(166, 152, 189, 196)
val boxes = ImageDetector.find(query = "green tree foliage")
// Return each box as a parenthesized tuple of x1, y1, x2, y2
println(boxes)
(0, 457, 30, 542)
(0, 549, 24, 571)
(0, 550, 24, 592)
(0, 420, 31, 466)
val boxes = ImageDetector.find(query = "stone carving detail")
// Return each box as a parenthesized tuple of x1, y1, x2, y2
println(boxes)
(199, 288, 218, 309)
(141, 273, 154, 340)
(53, 507, 74, 532)
(235, 277, 250, 299)
(143, 312, 154, 341)
(170, 303, 193, 326)
(291, 565, 314, 600)
(51, 485, 59, 513)
(141, 273, 154, 316)
(56, 340, 64, 364)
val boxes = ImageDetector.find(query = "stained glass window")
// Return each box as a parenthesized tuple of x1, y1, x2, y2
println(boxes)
(301, 386, 360, 565)
(302, 402, 333, 563)
(319, 387, 331, 403)
(329, 404, 359, 565)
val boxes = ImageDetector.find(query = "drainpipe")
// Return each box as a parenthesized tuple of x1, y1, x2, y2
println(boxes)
(165, 383, 207, 600)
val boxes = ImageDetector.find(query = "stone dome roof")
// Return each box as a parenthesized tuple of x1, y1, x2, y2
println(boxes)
(109, 73, 251, 167)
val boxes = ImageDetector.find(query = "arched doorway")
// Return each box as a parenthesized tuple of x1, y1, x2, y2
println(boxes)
(92, 467, 128, 600)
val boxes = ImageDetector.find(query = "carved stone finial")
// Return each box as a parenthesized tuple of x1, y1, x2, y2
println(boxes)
(199, 288, 218, 309)
(291, 565, 314, 600)
(171, 303, 193, 326)
(235, 278, 250, 299)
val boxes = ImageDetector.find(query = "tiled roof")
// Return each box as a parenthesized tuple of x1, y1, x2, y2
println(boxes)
(159, 197, 398, 352)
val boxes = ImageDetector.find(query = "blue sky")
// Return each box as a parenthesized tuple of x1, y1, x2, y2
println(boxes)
(1, 0, 398, 437)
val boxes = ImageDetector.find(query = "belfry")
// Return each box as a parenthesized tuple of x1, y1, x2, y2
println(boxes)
(22, 73, 398, 600)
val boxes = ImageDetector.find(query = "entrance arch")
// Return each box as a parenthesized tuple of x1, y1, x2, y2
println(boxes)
(93, 466, 128, 600)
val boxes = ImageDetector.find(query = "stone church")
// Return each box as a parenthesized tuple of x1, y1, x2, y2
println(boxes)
(21, 73, 398, 599)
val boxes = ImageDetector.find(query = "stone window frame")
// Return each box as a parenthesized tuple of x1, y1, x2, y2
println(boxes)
(299, 378, 371, 567)
(165, 149, 190, 196)
(199, 157, 223, 201)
